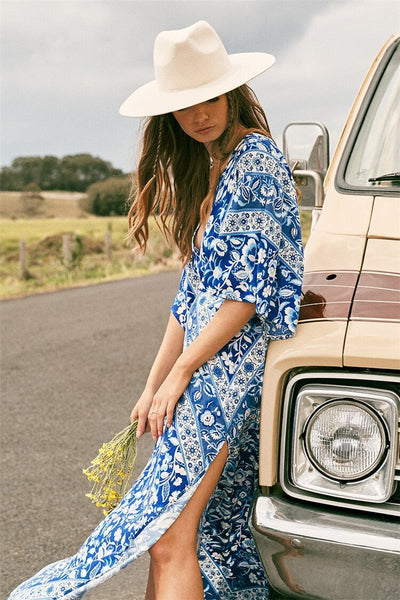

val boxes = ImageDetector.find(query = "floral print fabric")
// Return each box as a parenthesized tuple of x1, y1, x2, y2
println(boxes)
(9, 133, 303, 600)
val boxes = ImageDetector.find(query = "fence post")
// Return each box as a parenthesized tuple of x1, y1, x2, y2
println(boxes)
(19, 240, 27, 279)
(63, 234, 71, 266)
(105, 231, 112, 262)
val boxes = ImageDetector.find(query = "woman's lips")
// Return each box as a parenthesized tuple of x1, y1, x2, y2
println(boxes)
(195, 126, 215, 134)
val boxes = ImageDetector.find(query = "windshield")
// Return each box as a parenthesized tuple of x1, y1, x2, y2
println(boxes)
(344, 41, 400, 190)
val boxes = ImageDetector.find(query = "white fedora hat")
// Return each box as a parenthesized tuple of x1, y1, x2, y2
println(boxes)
(119, 20, 275, 117)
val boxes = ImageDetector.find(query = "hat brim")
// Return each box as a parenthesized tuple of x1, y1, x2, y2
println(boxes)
(119, 52, 275, 117)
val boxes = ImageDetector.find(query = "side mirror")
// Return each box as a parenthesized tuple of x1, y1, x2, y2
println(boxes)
(283, 122, 330, 209)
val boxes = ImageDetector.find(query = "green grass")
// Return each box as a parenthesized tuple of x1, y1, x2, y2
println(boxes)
(300, 210, 312, 244)
(0, 217, 127, 246)
(0, 216, 180, 298)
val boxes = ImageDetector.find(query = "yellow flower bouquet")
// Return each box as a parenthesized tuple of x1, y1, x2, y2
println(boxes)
(83, 421, 139, 515)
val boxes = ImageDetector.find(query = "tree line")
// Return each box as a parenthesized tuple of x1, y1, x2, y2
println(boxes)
(0, 153, 124, 192)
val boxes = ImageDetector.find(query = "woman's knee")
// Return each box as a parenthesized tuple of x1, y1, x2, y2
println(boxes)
(148, 538, 171, 566)
(149, 531, 197, 566)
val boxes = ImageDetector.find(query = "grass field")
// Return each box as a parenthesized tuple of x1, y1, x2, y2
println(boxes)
(0, 191, 311, 299)
(0, 192, 180, 298)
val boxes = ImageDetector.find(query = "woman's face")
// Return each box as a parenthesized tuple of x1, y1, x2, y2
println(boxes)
(172, 95, 229, 152)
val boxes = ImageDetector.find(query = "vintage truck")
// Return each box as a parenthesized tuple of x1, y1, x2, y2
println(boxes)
(250, 35, 400, 599)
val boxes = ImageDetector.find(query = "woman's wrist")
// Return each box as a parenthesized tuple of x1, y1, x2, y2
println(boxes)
(173, 354, 196, 380)
(143, 381, 159, 395)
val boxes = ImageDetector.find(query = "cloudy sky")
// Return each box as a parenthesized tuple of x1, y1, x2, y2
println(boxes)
(1, 0, 399, 173)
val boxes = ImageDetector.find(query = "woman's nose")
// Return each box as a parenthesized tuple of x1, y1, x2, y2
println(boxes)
(191, 103, 209, 123)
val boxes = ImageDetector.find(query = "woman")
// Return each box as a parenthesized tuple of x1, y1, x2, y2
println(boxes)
(9, 21, 303, 600)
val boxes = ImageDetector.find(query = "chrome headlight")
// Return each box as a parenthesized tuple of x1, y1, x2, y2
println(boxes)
(303, 399, 387, 481)
(289, 383, 398, 503)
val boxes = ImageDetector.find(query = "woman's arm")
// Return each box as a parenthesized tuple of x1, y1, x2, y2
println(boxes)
(130, 313, 184, 437)
(147, 299, 255, 440)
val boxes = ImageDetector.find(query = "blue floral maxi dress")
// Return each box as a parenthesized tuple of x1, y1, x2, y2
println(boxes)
(9, 133, 303, 600)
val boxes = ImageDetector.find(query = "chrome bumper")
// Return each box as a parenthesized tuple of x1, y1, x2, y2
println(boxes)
(250, 493, 400, 600)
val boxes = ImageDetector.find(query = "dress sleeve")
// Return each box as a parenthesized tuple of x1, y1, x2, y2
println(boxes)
(203, 147, 304, 339)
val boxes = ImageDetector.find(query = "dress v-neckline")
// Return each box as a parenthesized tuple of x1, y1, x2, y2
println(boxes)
(192, 134, 250, 253)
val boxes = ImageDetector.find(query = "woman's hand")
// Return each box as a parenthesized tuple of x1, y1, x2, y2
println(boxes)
(130, 389, 154, 438)
(131, 364, 191, 442)
(147, 363, 191, 442)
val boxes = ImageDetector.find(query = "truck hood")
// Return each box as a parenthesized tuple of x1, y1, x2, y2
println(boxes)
(299, 196, 400, 370)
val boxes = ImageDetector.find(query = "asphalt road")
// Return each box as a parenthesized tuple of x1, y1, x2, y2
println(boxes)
(1, 271, 181, 599)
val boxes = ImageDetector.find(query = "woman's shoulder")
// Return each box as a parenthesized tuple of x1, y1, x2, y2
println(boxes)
(237, 132, 282, 160)
(234, 132, 290, 178)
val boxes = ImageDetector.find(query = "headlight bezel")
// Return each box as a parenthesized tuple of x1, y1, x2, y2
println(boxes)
(280, 372, 399, 506)
(302, 397, 389, 483)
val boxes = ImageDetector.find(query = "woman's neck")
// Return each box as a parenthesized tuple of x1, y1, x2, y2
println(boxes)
(205, 124, 250, 158)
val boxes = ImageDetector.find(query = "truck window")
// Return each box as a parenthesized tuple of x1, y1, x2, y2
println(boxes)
(343, 40, 399, 191)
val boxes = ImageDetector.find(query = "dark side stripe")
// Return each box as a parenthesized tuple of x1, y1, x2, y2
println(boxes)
(299, 271, 400, 323)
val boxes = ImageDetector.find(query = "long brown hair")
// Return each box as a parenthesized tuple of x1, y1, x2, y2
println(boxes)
(127, 84, 272, 260)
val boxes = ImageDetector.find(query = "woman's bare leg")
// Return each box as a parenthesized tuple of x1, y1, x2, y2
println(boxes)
(145, 442, 228, 600)
(144, 559, 155, 600)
